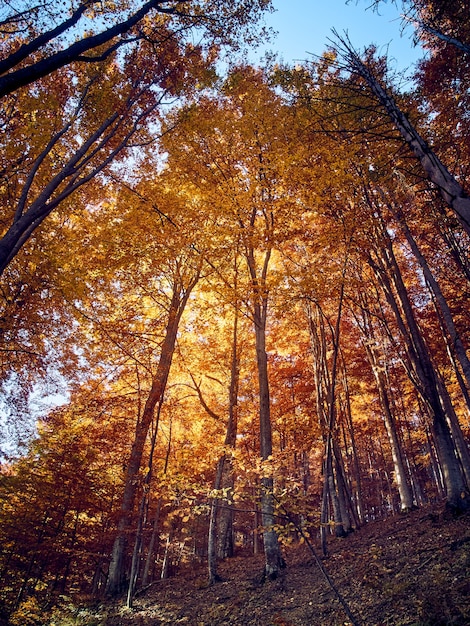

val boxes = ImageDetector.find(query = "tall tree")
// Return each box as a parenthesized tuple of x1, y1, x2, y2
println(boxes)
(331, 35, 470, 237)
(160, 65, 303, 578)
(364, 206, 469, 511)
(106, 253, 202, 594)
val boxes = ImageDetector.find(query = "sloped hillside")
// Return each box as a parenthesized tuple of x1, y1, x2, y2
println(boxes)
(49, 505, 470, 626)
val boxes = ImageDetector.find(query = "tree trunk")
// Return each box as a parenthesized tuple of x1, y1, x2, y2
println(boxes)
(106, 272, 199, 596)
(341, 371, 365, 524)
(254, 306, 283, 578)
(362, 330, 414, 511)
(368, 224, 469, 511)
(395, 207, 470, 398)
(207, 303, 240, 584)
(244, 217, 283, 579)
(142, 411, 173, 587)
(141, 500, 161, 587)
(338, 41, 470, 236)
(436, 374, 470, 486)
(333, 439, 353, 532)
(310, 282, 347, 553)
(126, 394, 164, 606)
(208, 457, 224, 585)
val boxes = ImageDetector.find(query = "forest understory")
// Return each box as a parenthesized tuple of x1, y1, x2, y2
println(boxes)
(48, 504, 470, 626)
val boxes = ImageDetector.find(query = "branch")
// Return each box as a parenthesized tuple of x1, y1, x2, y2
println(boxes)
(0, 0, 180, 97)
(187, 371, 222, 421)
(0, 1, 94, 76)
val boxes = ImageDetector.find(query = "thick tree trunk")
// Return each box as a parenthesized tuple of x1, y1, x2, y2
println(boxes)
(436, 374, 470, 486)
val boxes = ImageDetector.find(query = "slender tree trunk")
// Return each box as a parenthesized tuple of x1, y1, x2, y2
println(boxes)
(338, 41, 470, 235)
(141, 500, 161, 587)
(216, 308, 240, 560)
(253, 497, 262, 555)
(208, 458, 226, 585)
(126, 395, 164, 607)
(161, 530, 173, 580)
(106, 273, 199, 596)
(341, 373, 364, 524)
(254, 303, 283, 578)
(306, 301, 334, 551)
(208, 303, 240, 584)
(216, 462, 235, 559)
(313, 282, 347, 553)
(426, 426, 446, 499)
(363, 337, 414, 511)
(394, 208, 470, 398)
(243, 216, 283, 578)
(333, 439, 353, 532)
(126, 495, 145, 608)
(142, 411, 173, 586)
(367, 216, 469, 511)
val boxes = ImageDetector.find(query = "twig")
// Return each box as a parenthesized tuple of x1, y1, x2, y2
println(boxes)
(274, 497, 362, 626)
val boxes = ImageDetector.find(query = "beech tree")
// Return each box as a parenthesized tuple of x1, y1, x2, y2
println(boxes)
(331, 35, 470, 237)
(58, 179, 207, 596)
(355, 291, 415, 512)
(160, 65, 305, 578)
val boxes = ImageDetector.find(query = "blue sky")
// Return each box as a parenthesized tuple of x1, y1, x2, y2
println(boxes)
(258, 0, 424, 76)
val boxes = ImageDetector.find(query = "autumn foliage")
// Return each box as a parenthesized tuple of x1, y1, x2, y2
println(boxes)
(1, 0, 470, 622)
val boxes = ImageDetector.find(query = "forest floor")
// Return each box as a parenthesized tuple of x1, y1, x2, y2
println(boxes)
(53, 504, 470, 626)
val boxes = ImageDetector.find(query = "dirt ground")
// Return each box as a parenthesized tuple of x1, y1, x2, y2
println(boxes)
(56, 505, 470, 626)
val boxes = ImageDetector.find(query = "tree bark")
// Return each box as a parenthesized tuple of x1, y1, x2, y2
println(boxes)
(208, 457, 226, 585)
(142, 410, 173, 587)
(307, 283, 347, 553)
(254, 304, 282, 578)
(244, 231, 283, 579)
(394, 206, 470, 398)
(359, 307, 415, 512)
